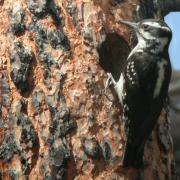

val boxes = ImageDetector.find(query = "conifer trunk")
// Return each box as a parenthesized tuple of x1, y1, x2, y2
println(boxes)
(0, 0, 179, 179)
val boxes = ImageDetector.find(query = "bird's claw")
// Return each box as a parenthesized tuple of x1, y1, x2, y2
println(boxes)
(105, 73, 113, 90)
(104, 73, 115, 103)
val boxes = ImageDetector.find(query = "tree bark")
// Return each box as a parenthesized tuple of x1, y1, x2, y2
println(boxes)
(156, 0, 180, 16)
(0, 0, 178, 179)
(169, 70, 180, 174)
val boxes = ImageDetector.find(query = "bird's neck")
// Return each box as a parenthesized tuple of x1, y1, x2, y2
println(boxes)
(128, 37, 169, 59)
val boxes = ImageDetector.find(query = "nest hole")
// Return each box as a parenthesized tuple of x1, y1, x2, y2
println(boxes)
(98, 33, 130, 81)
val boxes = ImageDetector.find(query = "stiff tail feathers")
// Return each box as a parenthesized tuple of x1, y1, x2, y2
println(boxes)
(123, 141, 144, 168)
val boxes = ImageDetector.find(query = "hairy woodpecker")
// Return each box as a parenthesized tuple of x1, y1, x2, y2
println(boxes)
(107, 19, 172, 168)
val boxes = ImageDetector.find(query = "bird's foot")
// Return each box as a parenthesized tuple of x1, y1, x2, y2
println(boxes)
(105, 73, 116, 90)
(104, 73, 116, 103)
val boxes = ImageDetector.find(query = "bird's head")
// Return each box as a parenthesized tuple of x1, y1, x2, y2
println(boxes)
(120, 19, 172, 48)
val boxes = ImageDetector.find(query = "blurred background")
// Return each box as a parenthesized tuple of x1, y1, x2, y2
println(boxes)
(165, 13, 180, 174)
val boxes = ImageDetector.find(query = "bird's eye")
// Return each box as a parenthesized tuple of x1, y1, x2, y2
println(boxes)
(142, 24, 149, 30)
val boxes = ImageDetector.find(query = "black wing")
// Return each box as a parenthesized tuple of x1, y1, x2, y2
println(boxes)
(122, 52, 171, 167)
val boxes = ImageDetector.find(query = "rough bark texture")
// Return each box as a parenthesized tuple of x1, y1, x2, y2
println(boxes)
(169, 71, 180, 174)
(156, 0, 180, 16)
(0, 0, 178, 179)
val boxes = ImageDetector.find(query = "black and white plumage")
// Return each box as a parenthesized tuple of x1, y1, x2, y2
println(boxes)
(107, 19, 172, 168)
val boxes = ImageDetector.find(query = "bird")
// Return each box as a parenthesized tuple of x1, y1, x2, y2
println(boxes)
(106, 19, 172, 168)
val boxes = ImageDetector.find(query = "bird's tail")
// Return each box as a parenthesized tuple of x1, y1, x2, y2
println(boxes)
(122, 141, 144, 168)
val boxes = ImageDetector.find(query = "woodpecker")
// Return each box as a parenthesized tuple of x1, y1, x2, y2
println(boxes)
(106, 19, 172, 168)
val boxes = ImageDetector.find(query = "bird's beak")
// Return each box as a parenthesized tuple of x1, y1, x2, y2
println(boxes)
(120, 20, 138, 32)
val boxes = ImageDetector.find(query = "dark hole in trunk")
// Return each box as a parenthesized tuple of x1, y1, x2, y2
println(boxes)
(98, 33, 130, 81)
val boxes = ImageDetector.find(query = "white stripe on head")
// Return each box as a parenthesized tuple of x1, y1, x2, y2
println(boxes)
(143, 22, 170, 32)
(140, 30, 155, 40)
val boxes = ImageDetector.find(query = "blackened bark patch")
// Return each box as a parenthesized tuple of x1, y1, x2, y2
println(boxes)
(48, 106, 75, 138)
(28, 21, 70, 87)
(17, 113, 38, 149)
(47, 29, 70, 50)
(66, 0, 78, 25)
(45, 74, 76, 179)
(0, 73, 10, 108)
(29, 21, 70, 66)
(10, 9, 25, 36)
(0, 134, 19, 162)
(50, 142, 70, 179)
(39, 52, 56, 69)
(32, 90, 45, 113)
(17, 113, 39, 175)
(25, 0, 63, 25)
(48, 1, 63, 26)
(98, 33, 130, 81)
(46, 86, 76, 138)
(81, 137, 102, 159)
(66, 0, 77, 17)
(30, 21, 48, 50)
(25, 0, 49, 18)
(9, 42, 34, 93)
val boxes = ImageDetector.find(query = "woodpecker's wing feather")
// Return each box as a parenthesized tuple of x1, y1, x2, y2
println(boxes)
(122, 52, 171, 167)
(123, 52, 158, 125)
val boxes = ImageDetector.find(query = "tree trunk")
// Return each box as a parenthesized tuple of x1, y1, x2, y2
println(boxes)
(169, 70, 180, 174)
(0, 0, 178, 179)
